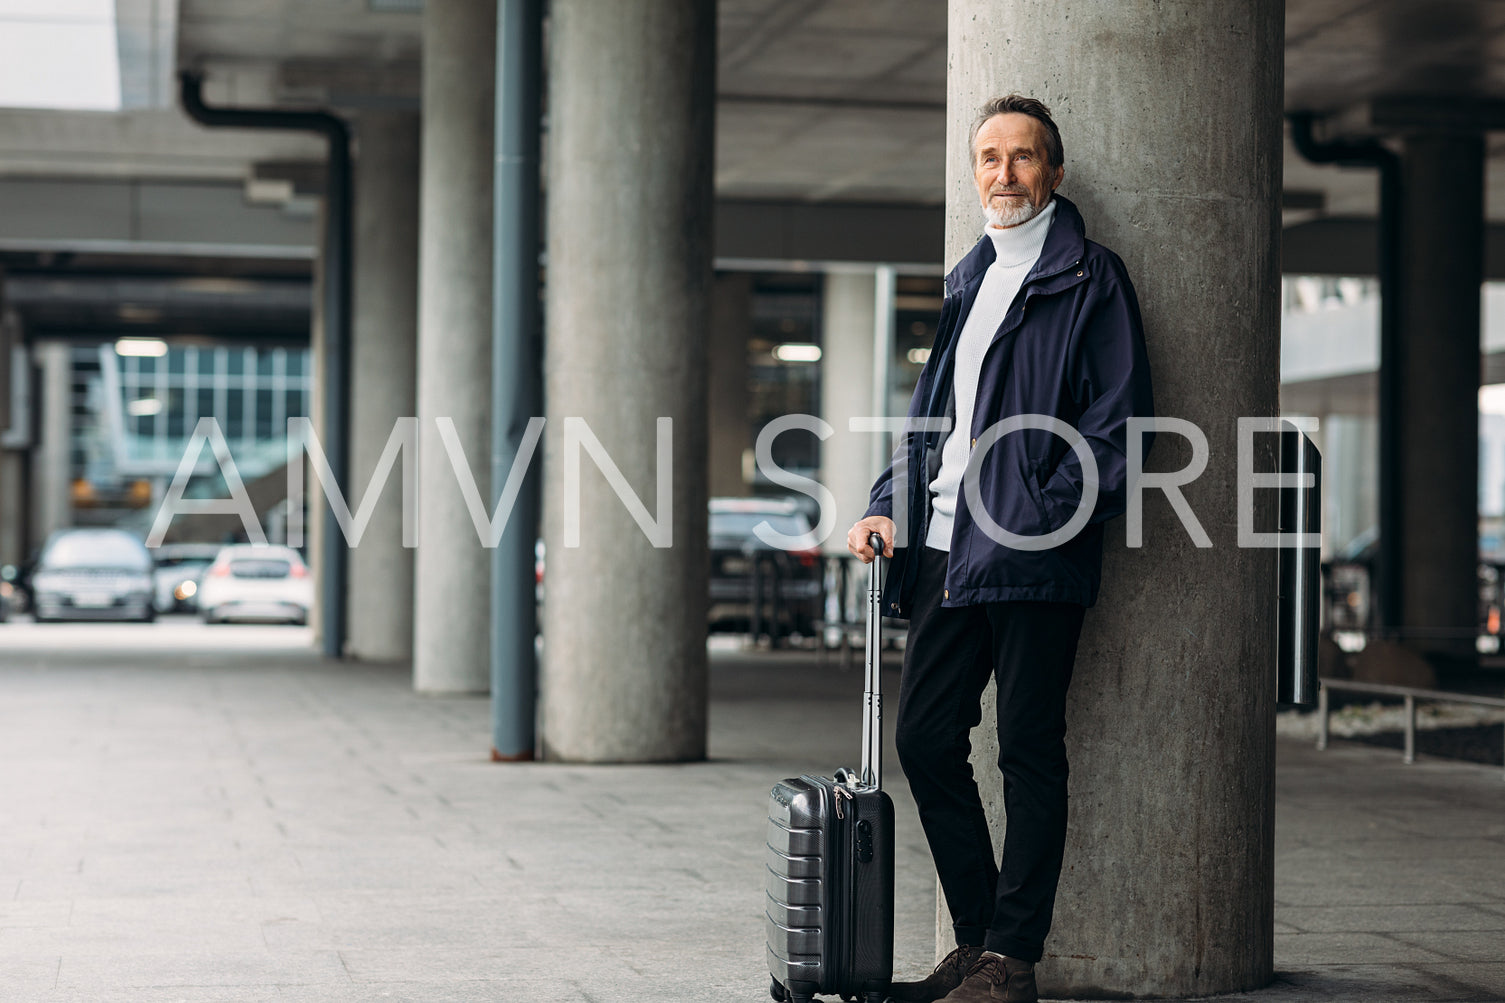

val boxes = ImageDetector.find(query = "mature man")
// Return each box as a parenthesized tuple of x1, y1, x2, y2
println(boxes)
(846, 96, 1153, 1003)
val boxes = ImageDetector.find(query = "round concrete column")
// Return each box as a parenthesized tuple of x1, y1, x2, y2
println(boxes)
(946, 2, 1282, 996)
(541, 0, 715, 762)
(819, 269, 878, 553)
(413, 0, 496, 693)
(348, 111, 420, 661)
(1396, 134, 1483, 673)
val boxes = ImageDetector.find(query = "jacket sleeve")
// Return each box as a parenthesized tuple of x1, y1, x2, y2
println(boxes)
(1037, 253, 1155, 531)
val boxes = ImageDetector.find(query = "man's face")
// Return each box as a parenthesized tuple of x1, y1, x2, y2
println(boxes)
(973, 113, 1064, 228)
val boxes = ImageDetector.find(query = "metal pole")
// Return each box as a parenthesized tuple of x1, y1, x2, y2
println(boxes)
(869, 265, 896, 480)
(1316, 683, 1329, 751)
(1278, 425, 1322, 706)
(750, 554, 763, 646)
(179, 72, 351, 659)
(490, 0, 544, 762)
(1403, 694, 1416, 764)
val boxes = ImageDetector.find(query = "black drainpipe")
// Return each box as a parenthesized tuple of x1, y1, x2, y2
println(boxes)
(1288, 112, 1402, 634)
(180, 71, 352, 659)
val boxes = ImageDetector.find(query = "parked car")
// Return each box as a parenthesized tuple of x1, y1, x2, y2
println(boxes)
(151, 543, 224, 613)
(30, 528, 155, 622)
(707, 497, 823, 637)
(197, 544, 312, 624)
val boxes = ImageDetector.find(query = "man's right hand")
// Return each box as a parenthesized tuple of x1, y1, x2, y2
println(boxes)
(846, 516, 895, 563)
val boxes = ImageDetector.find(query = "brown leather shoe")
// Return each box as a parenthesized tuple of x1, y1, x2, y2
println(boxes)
(886, 943, 983, 1002)
(938, 952, 1037, 1003)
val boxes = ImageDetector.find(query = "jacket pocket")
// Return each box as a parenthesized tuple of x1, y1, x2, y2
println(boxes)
(1025, 460, 1053, 532)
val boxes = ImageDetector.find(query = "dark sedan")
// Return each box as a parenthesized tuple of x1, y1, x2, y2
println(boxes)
(30, 529, 156, 623)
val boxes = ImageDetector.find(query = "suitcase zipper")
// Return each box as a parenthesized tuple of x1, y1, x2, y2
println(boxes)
(828, 781, 848, 993)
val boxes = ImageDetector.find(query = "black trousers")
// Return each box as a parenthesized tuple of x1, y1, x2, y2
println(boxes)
(894, 547, 1085, 963)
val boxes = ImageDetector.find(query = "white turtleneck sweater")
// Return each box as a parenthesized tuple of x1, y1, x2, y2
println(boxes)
(925, 199, 1057, 552)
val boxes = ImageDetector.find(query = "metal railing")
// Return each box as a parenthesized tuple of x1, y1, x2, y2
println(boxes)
(1315, 678, 1505, 781)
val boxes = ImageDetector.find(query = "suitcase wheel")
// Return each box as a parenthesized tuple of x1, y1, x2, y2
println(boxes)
(769, 977, 787, 1002)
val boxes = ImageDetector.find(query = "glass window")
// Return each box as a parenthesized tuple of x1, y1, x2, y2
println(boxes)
(168, 349, 187, 376)
(196, 389, 216, 424)
(286, 351, 305, 378)
(257, 351, 275, 378)
(226, 350, 245, 377)
(286, 389, 308, 419)
(225, 389, 245, 438)
(256, 389, 275, 438)
(197, 349, 217, 376)
(167, 390, 186, 438)
(41, 530, 151, 571)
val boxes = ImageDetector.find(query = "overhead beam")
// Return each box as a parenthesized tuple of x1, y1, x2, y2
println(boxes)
(1285, 216, 1505, 278)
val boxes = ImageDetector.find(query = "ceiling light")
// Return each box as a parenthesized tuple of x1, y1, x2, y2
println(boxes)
(772, 343, 821, 363)
(127, 397, 163, 417)
(115, 338, 168, 357)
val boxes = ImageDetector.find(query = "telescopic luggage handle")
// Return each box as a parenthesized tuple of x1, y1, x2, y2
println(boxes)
(860, 532, 885, 789)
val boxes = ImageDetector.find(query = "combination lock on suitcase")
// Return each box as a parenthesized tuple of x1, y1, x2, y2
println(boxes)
(765, 534, 895, 1003)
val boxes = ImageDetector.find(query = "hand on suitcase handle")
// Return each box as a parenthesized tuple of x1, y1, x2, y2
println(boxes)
(846, 516, 893, 563)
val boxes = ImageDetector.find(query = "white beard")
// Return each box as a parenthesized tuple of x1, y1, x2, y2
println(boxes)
(984, 196, 1045, 229)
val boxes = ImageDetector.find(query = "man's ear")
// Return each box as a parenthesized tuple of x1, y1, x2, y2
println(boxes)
(1051, 165, 1065, 191)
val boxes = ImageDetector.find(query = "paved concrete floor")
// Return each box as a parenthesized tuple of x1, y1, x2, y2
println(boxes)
(0, 622, 1502, 1001)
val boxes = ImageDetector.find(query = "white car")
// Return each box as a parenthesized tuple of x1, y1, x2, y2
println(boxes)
(197, 545, 313, 625)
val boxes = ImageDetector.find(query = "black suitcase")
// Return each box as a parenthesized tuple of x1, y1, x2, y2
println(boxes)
(765, 534, 895, 1003)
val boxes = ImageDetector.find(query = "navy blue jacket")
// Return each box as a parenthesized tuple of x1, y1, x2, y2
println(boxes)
(865, 195, 1153, 615)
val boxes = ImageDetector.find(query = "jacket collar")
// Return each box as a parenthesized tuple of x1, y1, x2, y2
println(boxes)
(944, 193, 1088, 295)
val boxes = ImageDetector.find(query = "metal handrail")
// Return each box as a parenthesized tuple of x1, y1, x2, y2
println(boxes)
(1315, 678, 1505, 780)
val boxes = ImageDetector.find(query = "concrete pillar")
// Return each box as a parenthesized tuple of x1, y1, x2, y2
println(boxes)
(0, 311, 25, 566)
(0, 306, 11, 438)
(32, 341, 71, 548)
(540, 0, 715, 762)
(0, 450, 24, 566)
(819, 268, 878, 552)
(348, 111, 420, 661)
(947, 1, 1283, 996)
(709, 273, 752, 498)
(1395, 134, 1483, 672)
(412, 0, 495, 693)
(307, 203, 328, 644)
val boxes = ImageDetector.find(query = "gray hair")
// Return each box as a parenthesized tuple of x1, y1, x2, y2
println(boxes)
(968, 95, 1064, 169)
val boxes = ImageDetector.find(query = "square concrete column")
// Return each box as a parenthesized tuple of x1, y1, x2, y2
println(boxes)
(31, 341, 71, 549)
(946, 0, 1283, 995)
(1394, 133, 1484, 673)
(819, 268, 879, 553)
(709, 273, 753, 499)
(413, 0, 496, 693)
(540, 0, 715, 762)
(347, 111, 420, 662)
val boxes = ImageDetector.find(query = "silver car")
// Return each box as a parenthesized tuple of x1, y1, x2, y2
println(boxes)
(30, 529, 156, 622)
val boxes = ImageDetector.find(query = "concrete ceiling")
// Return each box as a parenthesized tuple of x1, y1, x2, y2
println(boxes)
(6, 0, 1505, 218)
